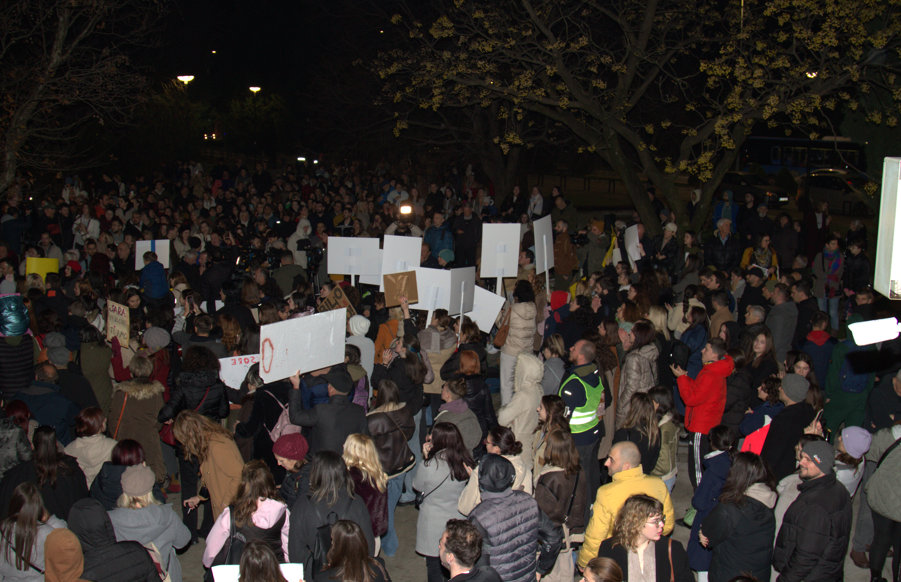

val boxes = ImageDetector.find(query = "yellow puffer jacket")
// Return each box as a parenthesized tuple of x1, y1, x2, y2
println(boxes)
(576, 466, 675, 568)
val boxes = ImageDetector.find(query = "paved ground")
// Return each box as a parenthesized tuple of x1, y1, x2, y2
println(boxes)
(174, 441, 880, 582)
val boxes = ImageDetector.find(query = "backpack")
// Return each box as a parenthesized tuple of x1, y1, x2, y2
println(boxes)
(204, 506, 245, 582)
(264, 390, 301, 442)
(838, 341, 870, 394)
(670, 340, 690, 371)
(311, 497, 352, 574)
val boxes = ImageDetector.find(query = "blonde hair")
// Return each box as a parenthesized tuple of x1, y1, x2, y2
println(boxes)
(172, 410, 234, 463)
(646, 306, 670, 340)
(25, 273, 45, 293)
(574, 280, 591, 298)
(128, 355, 154, 380)
(342, 434, 388, 493)
(116, 491, 161, 509)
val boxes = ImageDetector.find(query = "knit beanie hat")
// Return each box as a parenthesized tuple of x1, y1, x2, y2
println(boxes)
(802, 441, 835, 476)
(273, 433, 310, 462)
(438, 249, 455, 263)
(348, 315, 371, 336)
(781, 373, 810, 404)
(44, 332, 67, 349)
(66, 260, 82, 273)
(841, 426, 873, 459)
(47, 347, 70, 368)
(121, 465, 155, 497)
(143, 327, 170, 350)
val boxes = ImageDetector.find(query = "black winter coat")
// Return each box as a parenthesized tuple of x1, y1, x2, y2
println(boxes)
(89, 462, 166, 511)
(0, 418, 31, 481)
(367, 405, 416, 477)
(463, 374, 497, 442)
(704, 233, 742, 274)
(720, 367, 753, 443)
(371, 361, 424, 413)
(596, 537, 694, 582)
(703, 496, 776, 582)
(0, 456, 88, 520)
(0, 335, 37, 399)
(288, 391, 371, 457)
(234, 380, 292, 482)
(773, 473, 852, 582)
(158, 370, 230, 422)
(441, 342, 489, 380)
(288, 489, 375, 573)
(842, 252, 871, 294)
(760, 402, 816, 482)
(68, 498, 160, 582)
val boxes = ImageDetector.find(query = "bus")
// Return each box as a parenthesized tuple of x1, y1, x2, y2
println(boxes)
(737, 136, 867, 178)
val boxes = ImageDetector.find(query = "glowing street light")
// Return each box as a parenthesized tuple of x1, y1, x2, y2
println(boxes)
(249, 86, 261, 93)
(177, 75, 194, 85)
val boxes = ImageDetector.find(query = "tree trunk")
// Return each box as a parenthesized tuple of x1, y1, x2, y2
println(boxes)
(480, 145, 521, 206)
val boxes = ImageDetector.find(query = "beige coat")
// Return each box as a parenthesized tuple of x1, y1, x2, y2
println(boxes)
(200, 435, 244, 521)
(457, 453, 533, 515)
(419, 326, 457, 395)
(497, 353, 544, 468)
(64, 434, 118, 488)
(496, 302, 538, 357)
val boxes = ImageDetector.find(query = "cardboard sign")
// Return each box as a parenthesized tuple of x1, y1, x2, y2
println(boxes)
(380, 235, 422, 290)
(465, 285, 507, 333)
(448, 267, 476, 316)
(25, 257, 59, 281)
(480, 223, 521, 278)
(327, 236, 381, 276)
(259, 309, 346, 382)
(384, 270, 419, 307)
(106, 300, 130, 344)
(316, 285, 356, 317)
(533, 215, 555, 274)
(219, 354, 260, 390)
(134, 239, 171, 269)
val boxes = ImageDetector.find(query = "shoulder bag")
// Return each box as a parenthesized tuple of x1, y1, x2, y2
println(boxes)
(160, 385, 212, 446)
(493, 307, 512, 348)
(113, 393, 129, 439)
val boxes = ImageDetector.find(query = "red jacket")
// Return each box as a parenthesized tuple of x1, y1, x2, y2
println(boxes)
(677, 356, 734, 434)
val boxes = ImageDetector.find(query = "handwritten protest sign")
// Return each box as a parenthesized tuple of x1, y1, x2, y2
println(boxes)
(260, 309, 346, 382)
(219, 354, 260, 390)
(316, 285, 356, 318)
(384, 271, 419, 307)
(106, 301, 130, 344)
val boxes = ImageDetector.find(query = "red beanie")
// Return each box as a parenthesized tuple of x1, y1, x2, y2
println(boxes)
(272, 433, 309, 462)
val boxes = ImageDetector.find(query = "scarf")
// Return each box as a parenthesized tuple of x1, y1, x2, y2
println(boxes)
(753, 247, 774, 269)
(823, 248, 841, 297)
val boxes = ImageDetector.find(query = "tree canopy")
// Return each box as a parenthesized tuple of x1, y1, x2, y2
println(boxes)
(372, 0, 901, 233)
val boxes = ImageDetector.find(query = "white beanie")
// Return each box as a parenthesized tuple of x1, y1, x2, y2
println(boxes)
(348, 315, 371, 336)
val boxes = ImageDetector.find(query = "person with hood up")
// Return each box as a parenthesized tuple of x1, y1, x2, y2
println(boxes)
(698, 452, 778, 582)
(43, 529, 89, 582)
(673, 338, 734, 490)
(347, 315, 375, 379)
(496, 281, 538, 406)
(498, 352, 544, 466)
(107, 465, 192, 582)
(67, 498, 160, 582)
(467, 454, 563, 582)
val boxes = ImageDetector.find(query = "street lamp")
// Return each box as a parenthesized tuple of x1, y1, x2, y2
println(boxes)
(176, 77, 194, 163)
(249, 86, 261, 93)
(177, 75, 194, 85)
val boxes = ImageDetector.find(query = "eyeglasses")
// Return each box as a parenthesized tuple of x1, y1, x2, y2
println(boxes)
(646, 517, 666, 527)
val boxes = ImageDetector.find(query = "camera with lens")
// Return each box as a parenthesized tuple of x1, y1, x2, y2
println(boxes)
(570, 232, 589, 247)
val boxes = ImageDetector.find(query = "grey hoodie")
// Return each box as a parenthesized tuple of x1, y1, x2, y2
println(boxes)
(108, 504, 191, 582)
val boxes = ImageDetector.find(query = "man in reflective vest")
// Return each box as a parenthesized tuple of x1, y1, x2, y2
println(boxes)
(559, 339, 610, 521)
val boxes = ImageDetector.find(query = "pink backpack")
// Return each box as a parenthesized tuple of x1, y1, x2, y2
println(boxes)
(264, 391, 301, 442)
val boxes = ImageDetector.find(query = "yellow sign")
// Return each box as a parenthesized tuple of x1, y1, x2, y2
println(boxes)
(106, 301, 130, 344)
(25, 257, 59, 282)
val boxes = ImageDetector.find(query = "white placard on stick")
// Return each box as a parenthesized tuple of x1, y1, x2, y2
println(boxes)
(465, 285, 508, 333)
(380, 235, 423, 290)
(480, 223, 520, 279)
(327, 236, 381, 276)
(408, 267, 451, 312)
(219, 354, 260, 390)
(624, 225, 641, 271)
(533, 215, 555, 274)
(448, 267, 476, 316)
(259, 308, 346, 382)
(135, 240, 171, 269)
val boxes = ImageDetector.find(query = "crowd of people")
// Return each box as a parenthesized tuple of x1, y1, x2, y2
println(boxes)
(0, 157, 895, 582)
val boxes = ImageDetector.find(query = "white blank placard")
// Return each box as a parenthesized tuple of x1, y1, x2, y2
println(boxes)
(259, 308, 346, 382)
(359, 249, 383, 286)
(135, 240, 171, 269)
(448, 267, 476, 316)
(327, 236, 381, 276)
(465, 285, 508, 333)
(480, 223, 520, 278)
(875, 158, 901, 299)
(409, 267, 451, 311)
(213, 563, 303, 582)
(533, 215, 555, 274)
(380, 235, 423, 290)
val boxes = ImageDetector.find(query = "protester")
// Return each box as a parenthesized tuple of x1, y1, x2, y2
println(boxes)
(439, 519, 502, 582)
(64, 407, 118, 488)
(342, 434, 389, 549)
(459, 425, 532, 515)
(0, 482, 67, 582)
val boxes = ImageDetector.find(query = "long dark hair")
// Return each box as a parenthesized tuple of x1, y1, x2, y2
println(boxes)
(398, 334, 427, 384)
(426, 422, 474, 481)
(717, 452, 776, 506)
(309, 451, 355, 507)
(231, 461, 281, 528)
(487, 426, 523, 456)
(371, 379, 401, 409)
(628, 320, 656, 352)
(325, 520, 380, 582)
(537, 395, 570, 434)
(565, 296, 595, 327)
(0, 482, 47, 572)
(542, 430, 582, 477)
(34, 425, 71, 488)
(239, 539, 287, 582)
